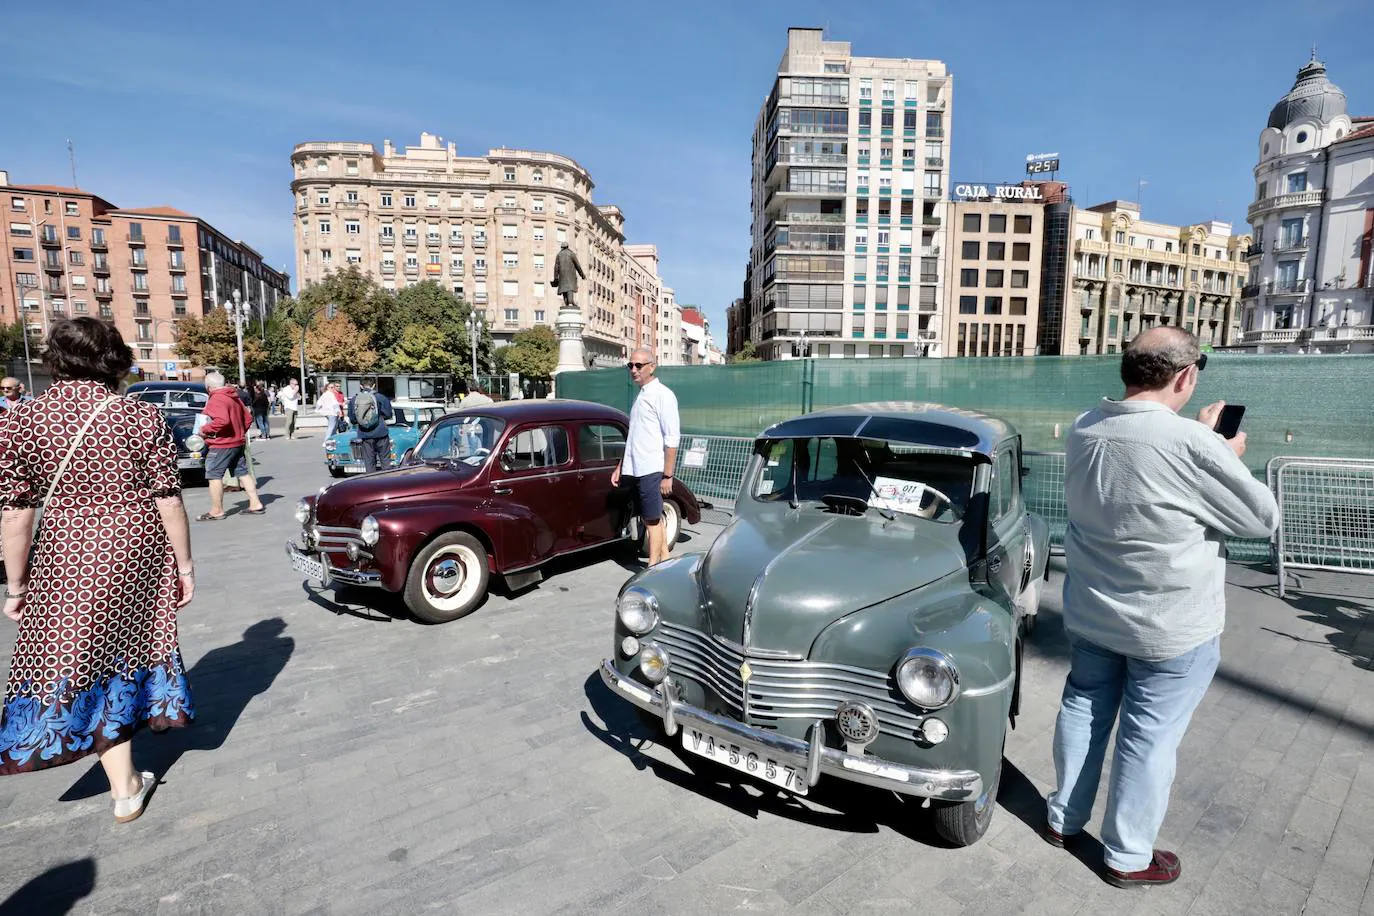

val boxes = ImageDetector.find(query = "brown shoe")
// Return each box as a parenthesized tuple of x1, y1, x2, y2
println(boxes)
(1105, 850, 1181, 888)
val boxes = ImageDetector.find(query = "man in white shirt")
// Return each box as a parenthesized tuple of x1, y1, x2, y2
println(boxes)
(279, 379, 301, 440)
(1045, 327, 1278, 887)
(611, 348, 680, 565)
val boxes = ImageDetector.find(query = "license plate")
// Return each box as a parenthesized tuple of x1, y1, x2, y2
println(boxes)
(345, 466, 365, 474)
(290, 550, 325, 583)
(680, 727, 807, 795)
(177, 458, 203, 469)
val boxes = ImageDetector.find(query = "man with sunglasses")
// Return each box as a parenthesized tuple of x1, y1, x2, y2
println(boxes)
(1045, 326, 1278, 887)
(0, 378, 32, 411)
(611, 349, 680, 565)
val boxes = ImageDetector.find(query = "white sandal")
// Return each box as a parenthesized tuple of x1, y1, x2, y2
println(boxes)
(113, 771, 157, 823)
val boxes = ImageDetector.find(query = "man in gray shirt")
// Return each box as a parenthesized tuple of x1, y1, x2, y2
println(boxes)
(1045, 327, 1278, 887)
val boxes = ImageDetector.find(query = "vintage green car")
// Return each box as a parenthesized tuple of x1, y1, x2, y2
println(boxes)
(599, 402, 1050, 846)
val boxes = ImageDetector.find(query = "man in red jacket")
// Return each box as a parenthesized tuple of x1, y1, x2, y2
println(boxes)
(198, 370, 265, 520)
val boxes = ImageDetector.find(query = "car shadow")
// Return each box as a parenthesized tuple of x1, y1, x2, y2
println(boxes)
(580, 671, 1048, 847)
(300, 581, 411, 622)
(59, 619, 295, 802)
(0, 858, 96, 916)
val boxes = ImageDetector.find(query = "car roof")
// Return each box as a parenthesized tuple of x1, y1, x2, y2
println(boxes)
(760, 401, 1015, 456)
(391, 399, 446, 409)
(126, 381, 206, 393)
(448, 399, 628, 424)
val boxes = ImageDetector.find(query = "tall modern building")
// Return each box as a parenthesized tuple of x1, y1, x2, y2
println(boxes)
(0, 171, 289, 380)
(746, 28, 952, 359)
(291, 133, 678, 367)
(1238, 55, 1374, 353)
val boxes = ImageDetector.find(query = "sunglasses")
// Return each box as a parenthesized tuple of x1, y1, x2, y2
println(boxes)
(627, 362, 653, 370)
(0, 386, 18, 391)
(1186, 353, 1207, 373)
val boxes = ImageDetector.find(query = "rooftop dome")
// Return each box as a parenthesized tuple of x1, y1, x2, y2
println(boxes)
(1268, 55, 1347, 130)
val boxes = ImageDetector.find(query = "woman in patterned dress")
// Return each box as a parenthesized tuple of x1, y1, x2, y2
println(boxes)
(0, 318, 195, 823)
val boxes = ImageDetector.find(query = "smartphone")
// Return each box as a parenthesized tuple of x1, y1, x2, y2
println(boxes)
(1214, 404, 1246, 439)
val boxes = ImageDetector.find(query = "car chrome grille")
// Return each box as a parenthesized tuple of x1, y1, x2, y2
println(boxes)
(350, 441, 364, 461)
(656, 622, 922, 738)
(314, 525, 365, 553)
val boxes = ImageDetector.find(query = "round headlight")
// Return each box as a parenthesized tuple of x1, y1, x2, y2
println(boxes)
(921, 717, 949, 745)
(896, 648, 960, 710)
(617, 586, 659, 635)
(324, 438, 336, 452)
(185, 434, 205, 452)
(639, 643, 670, 683)
(294, 498, 311, 525)
(359, 515, 380, 546)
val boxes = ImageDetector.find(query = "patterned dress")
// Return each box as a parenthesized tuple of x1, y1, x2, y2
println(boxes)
(0, 379, 194, 774)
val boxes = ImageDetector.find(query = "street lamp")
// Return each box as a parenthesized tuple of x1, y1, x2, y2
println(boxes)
(466, 310, 484, 385)
(792, 329, 811, 358)
(222, 288, 248, 385)
(150, 316, 181, 379)
(17, 288, 40, 392)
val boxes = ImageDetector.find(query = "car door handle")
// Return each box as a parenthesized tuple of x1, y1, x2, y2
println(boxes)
(493, 486, 512, 495)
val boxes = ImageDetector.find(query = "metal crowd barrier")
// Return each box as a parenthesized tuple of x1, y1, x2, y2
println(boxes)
(1023, 451, 1068, 554)
(1271, 457, 1374, 598)
(671, 435, 755, 521)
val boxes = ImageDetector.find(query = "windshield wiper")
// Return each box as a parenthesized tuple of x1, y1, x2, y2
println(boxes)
(851, 463, 896, 521)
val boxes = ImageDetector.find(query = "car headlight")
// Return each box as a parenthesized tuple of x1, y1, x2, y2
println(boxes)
(359, 515, 380, 546)
(294, 498, 311, 525)
(639, 643, 670, 683)
(617, 586, 659, 635)
(185, 434, 205, 452)
(324, 438, 336, 452)
(896, 648, 960, 710)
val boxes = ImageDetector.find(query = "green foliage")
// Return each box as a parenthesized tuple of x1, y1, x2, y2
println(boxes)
(387, 281, 493, 378)
(729, 339, 761, 363)
(296, 265, 396, 348)
(499, 324, 558, 380)
(305, 312, 378, 372)
(390, 324, 456, 373)
(171, 309, 264, 376)
(0, 321, 29, 364)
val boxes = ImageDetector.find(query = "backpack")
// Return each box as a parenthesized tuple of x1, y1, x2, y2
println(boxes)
(354, 390, 380, 430)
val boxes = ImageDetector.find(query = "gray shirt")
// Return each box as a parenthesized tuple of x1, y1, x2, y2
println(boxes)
(1063, 398, 1279, 660)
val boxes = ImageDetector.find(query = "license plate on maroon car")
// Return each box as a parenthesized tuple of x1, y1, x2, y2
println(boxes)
(290, 551, 325, 583)
(680, 727, 807, 795)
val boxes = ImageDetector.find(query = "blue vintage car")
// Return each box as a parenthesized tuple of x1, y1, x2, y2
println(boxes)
(323, 400, 448, 476)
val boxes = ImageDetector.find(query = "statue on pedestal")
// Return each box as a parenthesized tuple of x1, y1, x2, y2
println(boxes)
(551, 242, 587, 313)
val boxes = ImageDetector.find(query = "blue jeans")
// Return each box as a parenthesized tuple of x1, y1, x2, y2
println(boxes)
(324, 416, 341, 439)
(1046, 635, 1220, 872)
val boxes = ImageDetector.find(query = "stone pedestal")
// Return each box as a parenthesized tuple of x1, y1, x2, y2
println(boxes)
(553, 304, 586, 377)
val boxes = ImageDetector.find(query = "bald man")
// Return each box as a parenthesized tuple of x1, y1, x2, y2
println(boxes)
(610, 348, 680, 565)
(0, 378, 31, 410)
(1044, 327, 1278, 887)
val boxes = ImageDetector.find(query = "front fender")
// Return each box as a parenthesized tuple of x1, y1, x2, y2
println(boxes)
(1027, 511, 1050, 581)
(610, 555, 705, 673)
(370, 503, 491, 591)
(670, 479, 702, 524)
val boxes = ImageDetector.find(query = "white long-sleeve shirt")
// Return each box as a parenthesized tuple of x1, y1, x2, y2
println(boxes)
(621, 378, 680, 477)
(1062, 398, 1279, 660)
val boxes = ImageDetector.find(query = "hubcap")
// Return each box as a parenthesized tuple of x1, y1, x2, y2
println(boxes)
(428, 558, 464, 596)
(421, 544, 481, 612)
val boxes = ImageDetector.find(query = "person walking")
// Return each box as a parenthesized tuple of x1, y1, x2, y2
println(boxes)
(251, 383, 272, 441)
(0, 378, 33, 411)
(317, 382, 346, 446)
(1044, 327, 1279, 887)
(461, 384, 493, 408)
(347, 377, 393, 473)
(0, 318, 195, 822)
(279, 378, 301, 440)
(197, 371, 265, 520)
(610, 348, 680, 566)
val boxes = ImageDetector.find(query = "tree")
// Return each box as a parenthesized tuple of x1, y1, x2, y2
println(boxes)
(388, 281, 494, 378)
(247, 309, 302, 377)
(0, 321, 28, 364)
(305, 312, 377, 372)
(171, 309, 264, 377)
(389, 324, 456, 373)
(729, 340, 761, 363)
(295, 265, 397, 351)
(499, 325, 558, 380)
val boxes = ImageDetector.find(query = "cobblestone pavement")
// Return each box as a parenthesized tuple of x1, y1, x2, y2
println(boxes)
(1, 428, 1372, 915)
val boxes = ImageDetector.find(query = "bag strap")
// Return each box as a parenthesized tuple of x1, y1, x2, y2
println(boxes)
(33, 394, 119, 533)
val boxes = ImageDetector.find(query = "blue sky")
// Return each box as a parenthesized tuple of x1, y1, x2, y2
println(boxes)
(3, 1, 1370, 335)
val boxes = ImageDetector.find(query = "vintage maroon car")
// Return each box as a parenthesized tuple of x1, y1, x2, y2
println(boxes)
(286, 400, 702, 623)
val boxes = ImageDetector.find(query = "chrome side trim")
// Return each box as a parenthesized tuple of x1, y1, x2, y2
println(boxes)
(599, 660, 982, 801)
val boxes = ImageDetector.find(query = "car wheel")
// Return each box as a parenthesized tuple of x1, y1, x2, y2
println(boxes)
(404, 532, 490, 624)
(636, 499, 682, 558)
(328, 467, 347, 479)
(931, 743, 1003, 847)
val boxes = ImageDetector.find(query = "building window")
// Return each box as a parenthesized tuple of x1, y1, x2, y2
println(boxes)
(555, 199, 567, 216)
(1287, 172, 1307, 193)
(427, 193, 439, 209)
(1114, 230, 1125, 244)
(68, 250, 83, 265)
(983, 214, 1004, 234)
(381, 225, 394, 238)
(346, 159, 358, 175)
(1010, 297, 1028, 316)
(503, 253, 518, 269)
(959, 295, 977, 314)
(315, 158, 328, 173)
(381, 193, 393, 207)
(504, 307, 518, 320)
(961, 241, 980, 259)
(9, 197, 24, 211)
(133, 273, 149, 291)
(960, 268, 979, 287)
(346, 190, 358, 203)
(502, 224, 518, 239)
(504, 167, 517, 182)
(922, 172, 941, 196)
(984, 296, 1003, 315)
(532, 169, 543, 184)
(1014, 215, 1032, 233)
(347, 250, 362, 265)
(403, 193, 416, 208)
(533, 226, 545, 242)
(131, 249, 147, 267)
(128, 223, 143, 241)
(405, 254, 417, 269)
(66, 225, 81, 241)
(345, 220, 360, 235)
(321, 249, 333, 263)
(1013, 244, 1031, 262)
(319, 219, 331, 234)
(473, 195, 486, 210)
(986, 270, 1004, 288)
(533, 282, 545, 299)
(317, 190, 329, 205)
(962, 213, 981, 233)
(403, 225, 417, 240)
(1010, 270, 1029, 288)
(987, 241, 1006, 260)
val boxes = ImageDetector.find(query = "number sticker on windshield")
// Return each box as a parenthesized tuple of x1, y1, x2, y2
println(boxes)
(869, 475, 927, 515)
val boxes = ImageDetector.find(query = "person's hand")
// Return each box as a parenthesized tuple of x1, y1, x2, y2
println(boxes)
(610, 466, 621, 487)
(3, 592, 24, 622)
(1226, 431, 1248, 460)
(1197, 400, 1226, 430)
(659, 476, 673, 497)
(176, 572, 195, 609)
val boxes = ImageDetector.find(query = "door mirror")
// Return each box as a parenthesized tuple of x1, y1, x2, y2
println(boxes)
(400, 448, 414, 465)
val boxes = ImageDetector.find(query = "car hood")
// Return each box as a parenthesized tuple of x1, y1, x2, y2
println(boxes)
(315, 463, 471, 521)
(698, 505, 967, 655)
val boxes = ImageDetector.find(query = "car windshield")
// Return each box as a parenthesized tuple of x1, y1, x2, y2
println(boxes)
(391, 406, 445, 429)
(751, 435, 975, 522)
(414, 415, 507, 466)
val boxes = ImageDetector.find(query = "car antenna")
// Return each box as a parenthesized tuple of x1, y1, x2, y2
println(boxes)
(853, 458, 895, 521)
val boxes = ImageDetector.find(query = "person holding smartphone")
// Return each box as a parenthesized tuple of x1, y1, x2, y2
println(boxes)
(1045, 326, 1279, 887)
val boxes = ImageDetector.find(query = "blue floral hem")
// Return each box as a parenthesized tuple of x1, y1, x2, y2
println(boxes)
(0, 655, 195, 774)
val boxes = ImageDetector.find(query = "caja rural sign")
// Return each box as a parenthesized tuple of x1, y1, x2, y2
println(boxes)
(951, 184, 1044, 201)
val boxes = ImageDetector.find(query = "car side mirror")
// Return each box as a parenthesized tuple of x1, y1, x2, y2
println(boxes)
(401, 448, 414, 465)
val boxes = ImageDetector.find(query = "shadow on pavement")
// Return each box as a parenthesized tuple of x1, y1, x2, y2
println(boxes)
(301, 581, 409, 622)
(60, 619, 295, 802)
(0, 858, 96, 916)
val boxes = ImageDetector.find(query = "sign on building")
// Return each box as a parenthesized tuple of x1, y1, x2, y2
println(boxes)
(952, 184, 1044, 202)
(1026, 152, 1060, 174)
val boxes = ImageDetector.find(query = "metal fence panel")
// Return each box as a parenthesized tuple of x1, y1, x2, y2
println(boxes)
(1024, 451, 1067, 553)
(1276, 460, 1374, 597)
(672, 435, 755, 518)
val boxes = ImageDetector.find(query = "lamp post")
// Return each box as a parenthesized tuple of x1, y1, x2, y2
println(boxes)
(466, 310, 484, 385)
(150, 316, 181, 379)
(792, 329, 811, 359)
(222, 288, 248, 385)
(17, 288, 40, 392)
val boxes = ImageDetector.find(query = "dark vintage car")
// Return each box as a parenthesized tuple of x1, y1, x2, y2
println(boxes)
(126, 381, 209, 411)
(160, 408, 208, 481)
(599, 403, 1050, 846)
(286, 400, 702, 623)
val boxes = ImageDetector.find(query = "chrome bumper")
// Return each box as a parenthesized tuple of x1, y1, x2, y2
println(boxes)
(285, 541, 382, 588)
(598, 658, 982, 802)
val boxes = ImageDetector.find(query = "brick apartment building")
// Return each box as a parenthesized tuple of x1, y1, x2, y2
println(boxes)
(0, 170, 289, 380)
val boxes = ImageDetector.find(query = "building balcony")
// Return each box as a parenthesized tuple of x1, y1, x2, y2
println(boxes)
(777, 211, 844, 225)
(42, 262, 64, 274)
(916, 302, 939, 313)
(922, 216, 941, 227)
(1241, 283, 1261, 299)
(926, 128, 945, 139)
(1241, 328, 1300, 345)
(403, 236, 419, 247)
(170, 288, 189, 298)
(919, 274, 939, 284)
(426, 236, 442, 247)
(1310, 324, 1374, 343)
(928, 99, 946, 110)
(925, 157, 944, 168)
(89, 237, 108, 252)
(472, 238, 487, 248)
(381, 264, 396, 274)
(127, 234, 146, 246)
(1269, 278, 1311, 296)
(168, 261, 187, 272)
(1273, 236, 1309, 253)
(1243, 242, 1264, 259)
(91, 261, 110, 275)
(1246, 189, 1323, 222)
